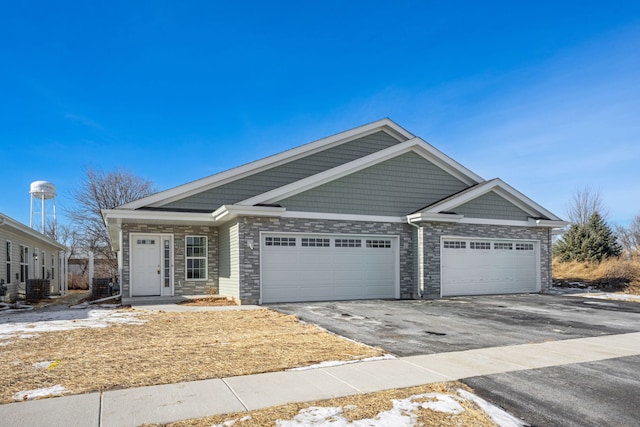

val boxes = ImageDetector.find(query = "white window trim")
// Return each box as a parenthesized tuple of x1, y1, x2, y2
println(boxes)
(5, 240, 11, 284)
(185, 235, 208, 281)
(19, 245, 29, 284)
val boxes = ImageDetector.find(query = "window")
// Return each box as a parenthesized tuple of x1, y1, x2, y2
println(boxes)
(494, 242, 513, 250)
(136, 239, 155, 245)
(42, 251, 46, 279)
(186, 236, 207, 280)
(335, 239, 362, 248)
(51, 253, 55, 281)
(5, 241, 11, 284)
(516, 243, 534, 251)
(265, 237, 296, 247)
(301, 238, 330, 247)
(19, 245, 29, 283)
(443, 241, 466, 249)
(164, 238, 171, 287)
(366, 239, 391, 248)
(470, 241, 491, 250)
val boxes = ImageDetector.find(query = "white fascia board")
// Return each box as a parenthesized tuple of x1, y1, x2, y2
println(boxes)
(282, 210, 405, 223)
(458, 217, 537, 227)
(407, 212, 465, 223)
(101, 209, 215, 224)
(528, 218, 571, 228)
(211, 205, 286, 222)
(0, 212, 66, 250)
(238, 138, 482, 206)
(119, 119, 414, 210)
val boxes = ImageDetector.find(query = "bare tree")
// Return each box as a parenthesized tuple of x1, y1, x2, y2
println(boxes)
(616, 214, 640, 258)
(566, 187, 607, 226)
(67, 167, 155, 277)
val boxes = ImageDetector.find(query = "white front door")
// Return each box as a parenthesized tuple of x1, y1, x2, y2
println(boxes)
(131, 234, 174, 297)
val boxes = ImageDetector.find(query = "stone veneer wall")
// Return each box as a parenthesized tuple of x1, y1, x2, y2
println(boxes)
(121, 223, 218, 296)
(418, 222, 552, 299)
(235, 216, 417, 304)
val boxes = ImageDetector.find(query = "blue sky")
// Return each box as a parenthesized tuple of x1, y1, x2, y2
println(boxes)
(1, 1, 639, 229)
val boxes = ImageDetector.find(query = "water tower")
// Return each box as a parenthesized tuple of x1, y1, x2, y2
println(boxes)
(30, 180, 57, 237)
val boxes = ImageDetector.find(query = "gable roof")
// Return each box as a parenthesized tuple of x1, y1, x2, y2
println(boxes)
(237, 137, 482, 206)
(119, 118, 416, 210)
(407, 178, 568, 226)
(0, 212, 66, 250)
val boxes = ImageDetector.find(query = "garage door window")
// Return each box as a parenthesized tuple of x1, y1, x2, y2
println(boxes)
(265, 237, 296, 247)
(443, 241, 466, 249)
(494, 242, 513, 250)
(470, 242, 491, 250)
(335, 239, 362, 248)
(366, 239, 391, 248)
(301, 238, 330, 247)
(516, 243, 534, 251)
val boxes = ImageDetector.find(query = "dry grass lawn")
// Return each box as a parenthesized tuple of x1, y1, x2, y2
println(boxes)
(553, 257, 640, 294)
(0, 308, 383, 404)
(147, 382, 499, 427)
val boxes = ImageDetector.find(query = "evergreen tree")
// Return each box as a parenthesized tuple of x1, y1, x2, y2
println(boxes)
(554, 212, 621, 263)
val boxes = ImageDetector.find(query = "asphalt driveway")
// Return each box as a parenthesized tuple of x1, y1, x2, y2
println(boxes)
(269, 294, 640, 426)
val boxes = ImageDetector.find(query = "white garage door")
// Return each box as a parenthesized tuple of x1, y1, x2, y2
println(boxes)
(261, 233, 398, 303)
(441, 237, 539, 297)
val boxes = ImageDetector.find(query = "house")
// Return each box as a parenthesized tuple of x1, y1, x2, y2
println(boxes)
(102, 119, 567, 304)
(0, 212, 67, 302)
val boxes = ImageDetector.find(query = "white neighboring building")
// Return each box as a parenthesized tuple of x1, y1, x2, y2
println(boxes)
(0, 212, 67, 302)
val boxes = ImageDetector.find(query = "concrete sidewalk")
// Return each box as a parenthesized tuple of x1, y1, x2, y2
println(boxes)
(2, 332, 639, 427)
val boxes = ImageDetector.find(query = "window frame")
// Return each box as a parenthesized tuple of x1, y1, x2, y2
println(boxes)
(185, 235, 208, 281)
(5, 240, 11, 284)
(19, 245, 29, 283)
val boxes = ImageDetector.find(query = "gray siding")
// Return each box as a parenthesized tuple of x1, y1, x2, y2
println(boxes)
(218, 221, 240, 298)
(453, 191, 531, 221)
(278, 152, 469, 216)
(161, 131, 401, 210)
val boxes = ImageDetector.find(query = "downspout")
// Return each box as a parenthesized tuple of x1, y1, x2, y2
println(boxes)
(406, 217, 424, 298)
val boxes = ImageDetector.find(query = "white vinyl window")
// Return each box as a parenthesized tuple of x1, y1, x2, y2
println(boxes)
(51, 253, 55, 280)
(19, 245, 29, 283)
(494, 242, 513, 250)
(301, 238, 330, 247)
(5, 241, 11, 284)
(443, 241, 466, 249)
(265, 237, 296, 247)
(335, 239, 362, 248)
(516, 243, 534, 251)
(366, 239, 391, 248)
(186, 236, 207, 280)
(470, 242, 491, 250)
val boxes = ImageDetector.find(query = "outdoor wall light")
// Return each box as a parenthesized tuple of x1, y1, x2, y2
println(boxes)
(33, 253, 38, 261)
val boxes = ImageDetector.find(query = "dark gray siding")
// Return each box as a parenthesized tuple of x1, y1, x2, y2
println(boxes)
(161, 131, 401, 210)
(453, 191, 531, 221)
(277, 152, 469, 216)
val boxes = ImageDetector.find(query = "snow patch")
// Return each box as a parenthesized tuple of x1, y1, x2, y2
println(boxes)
(287, 354, 396, 371)
(13, 385, 67, 401)
(0, 308, 146, 343)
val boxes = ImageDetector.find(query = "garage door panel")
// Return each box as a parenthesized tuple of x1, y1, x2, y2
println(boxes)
(442, 238, 539, 297)
(262, 233, 397, 303)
